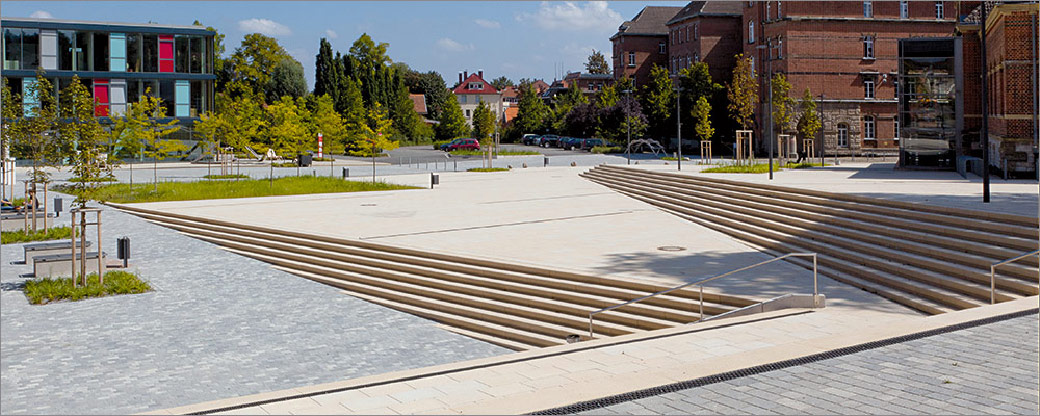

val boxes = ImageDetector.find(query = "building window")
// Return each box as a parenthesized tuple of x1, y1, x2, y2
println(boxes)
(75, 30, 90, 71)
(159, 79, 175, 115)
(686, 56, 691, 68)
(175, 35, 189, 73)
(838, 123, 849, 147)
(863, 36, 874, 59)
(142, 34, 158, 72)
(465, 109, 471, 118)
(893, 120, 900, 140)
(158, 35, 174, 73)
(93, 32, 109, 72)
(935, 1, 943, 19)
(777, 1, 782, 18)
(628, 52, 635, 67)
(659, 42, 666, 54)
(863, 116, 875, 140)
(57, 30, 74, 71)
(864, 1, 873, 17)
(864, 78, 875, 99)
(766, 2, 771, 20)
(93, 79, 110, 117)
(468, 82, 483, 90)
(695, 22, 699, 40)
(695, 52, 700, 62)
(126, 33, 140, 72)
(4, 28, 41, 70)
(778, 37, 783, 59)
(749, 21, 755, 43)
(900, 1, 909, 19)
(189, 36, 203, 74)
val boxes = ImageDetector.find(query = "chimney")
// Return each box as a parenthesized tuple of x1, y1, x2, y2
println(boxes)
(478, 70, 484, 79)
(464, 71, 469, 80)
(459, 72, 463, 84)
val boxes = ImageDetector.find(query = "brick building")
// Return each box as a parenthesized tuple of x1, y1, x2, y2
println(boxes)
(744, 1, 961, 156)
(610, 6, 682, 87)
(957, 2, 1039, 177)
(665, 1, 743, 83)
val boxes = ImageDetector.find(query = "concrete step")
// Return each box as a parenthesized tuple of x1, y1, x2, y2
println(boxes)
(589, 168, 1039, 270)
(586, 171, 1038, 296)
(591, 167, 1039, 252)
(585, 174, 995, 313)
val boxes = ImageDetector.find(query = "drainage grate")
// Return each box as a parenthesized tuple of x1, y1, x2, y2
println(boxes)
(529, 308, 1039, 415)
(656, 246, 686, 252)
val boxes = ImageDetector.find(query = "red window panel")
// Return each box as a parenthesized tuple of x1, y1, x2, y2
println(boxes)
(159, 59, 174, 73)
(159, 37, 174, 72)
(94, 79, 110, 117)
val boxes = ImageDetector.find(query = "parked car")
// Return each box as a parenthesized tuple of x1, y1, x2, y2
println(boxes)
(439, 138, 464, 151)
(560, 137, 583, 150)
(539, 134, 561, 148)
(443, 138, 480, 151)
(578, 138, 609, 150)
(521, 134, 541, 146)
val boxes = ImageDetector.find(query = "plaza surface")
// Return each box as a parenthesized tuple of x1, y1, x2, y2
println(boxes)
(1, 158, 1037, 414)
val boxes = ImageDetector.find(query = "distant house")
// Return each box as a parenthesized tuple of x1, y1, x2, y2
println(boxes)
(530, 79, 550, 95)
(610, 5, 683, 87)
(409, 93, 437, 126)
(452, 70, 502, 127)
(542, 72, 615, 101)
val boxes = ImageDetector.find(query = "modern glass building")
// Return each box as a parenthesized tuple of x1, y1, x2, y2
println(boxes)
(2, 17, 215, 126)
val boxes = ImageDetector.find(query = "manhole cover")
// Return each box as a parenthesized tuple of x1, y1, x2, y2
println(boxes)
(361, 203, 377, 207)
(657, 245, 686, 252)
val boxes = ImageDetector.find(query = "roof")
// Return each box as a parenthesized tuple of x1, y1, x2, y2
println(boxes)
(611, 6, 683, 39)
(504, 106, 519, 123)
(0, 16, 216, 36)
(452, 73, 499, 95)
(500, 86, 518, 99)
(531, 80, 551, 94)
(409, 94, 427, 115)
(564, 72, 614, 81)
(667, 1, 744, 25)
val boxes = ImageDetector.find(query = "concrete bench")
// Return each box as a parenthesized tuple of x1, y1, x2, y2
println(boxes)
(1, 215, 55, 232)
(33, 251, 107, 278)
(22, 240, 92, 264)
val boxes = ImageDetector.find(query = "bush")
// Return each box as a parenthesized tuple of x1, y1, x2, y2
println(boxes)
(467, 167, 510, 173)
(2, 226, 73, 244)
(591, 146, 624, 154)
(784, 162, 822, 169)
(67, 176, 117, 183)
(346, 150, 389, 157)
(23, 270, 152, 305)
(203, 174, 250, 180)
(702, 163, 782, 174)
(271, 162, 297, 168)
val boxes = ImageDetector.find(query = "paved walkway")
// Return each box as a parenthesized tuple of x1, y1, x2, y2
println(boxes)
(0, 194, 508, 415)
(575, 313, 1039, 415)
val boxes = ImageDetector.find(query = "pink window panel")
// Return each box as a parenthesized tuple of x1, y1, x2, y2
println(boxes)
(94, 80, 110, 117)
(159, 59, 174, 72)
(159, 39, 174, 72)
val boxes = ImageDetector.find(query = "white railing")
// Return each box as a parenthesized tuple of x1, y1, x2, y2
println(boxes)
(588, 253, 818, 338)
(990, 250, 1040, 304)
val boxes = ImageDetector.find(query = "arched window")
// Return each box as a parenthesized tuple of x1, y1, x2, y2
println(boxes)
(749, 21, 755, 43)
(837, 123, 850, 147)
(863, 116, 876, 140)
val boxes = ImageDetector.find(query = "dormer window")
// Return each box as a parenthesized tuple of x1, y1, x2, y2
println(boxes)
(468, 82, 483, 90)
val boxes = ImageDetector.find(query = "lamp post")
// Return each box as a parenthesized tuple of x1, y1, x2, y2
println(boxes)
(980, 4, 990, 203)
(757, 41, 774, 180)
(674, 85, 683, 171)
(622, 89, 632, 165)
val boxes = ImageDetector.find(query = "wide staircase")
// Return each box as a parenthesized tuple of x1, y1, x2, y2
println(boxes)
(110, 204, 759, 351)
(581, 165, 1040, 316)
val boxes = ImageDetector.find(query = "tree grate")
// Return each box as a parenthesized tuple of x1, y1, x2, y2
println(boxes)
(529, 308, 1039, 415)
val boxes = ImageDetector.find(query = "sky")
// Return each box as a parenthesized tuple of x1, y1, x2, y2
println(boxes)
(2, 1, 686, 88)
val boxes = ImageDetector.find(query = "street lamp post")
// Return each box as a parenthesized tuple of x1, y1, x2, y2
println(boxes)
(674, 86, 683, 171)
(757, 41, 774, 180)
(623, 89, 632, 165)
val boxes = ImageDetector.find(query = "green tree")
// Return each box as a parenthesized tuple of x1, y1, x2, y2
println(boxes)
(472, 99, 497, 168)
(640, 64, 675, 140)
(264, 96, 310, 157)
(340, 78, 368, 150)
(693, 96, 714, 143)
(796, 87, 821, 151)
(303, 94, 347, 155)
(585, 49, 610, 74)
(126, 92, 184, 190)
(550, 82, 587, 132)
(770, 73, 795, 134)
(354, 101, 399, 157)
(58, 76, 111, 208)
(9, 73, 62, 192)
(265, 57, 308, 102)
(224, 33, 295, 101)
(490, 76, 514, 90)
(513, 82, 551, 135)
(195, 20, 227, 92)
(596, 84, 620, 109)
(1, 78, 21, 162)
(313, 38, 339, 99)
(727, 53, 758, 130)
(435, 95, 469, 140)
(410, 71, 451, 121)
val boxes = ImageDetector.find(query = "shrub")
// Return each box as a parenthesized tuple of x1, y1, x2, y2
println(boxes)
(203, 174, 250, 180)
(591, 146, 624, 154)
(702, 163, 782, 174)
(467, 167, 510, 173)
(23, 270, 152, 305)
(271, 162, 297, 168)
(1, 226, 73, 244)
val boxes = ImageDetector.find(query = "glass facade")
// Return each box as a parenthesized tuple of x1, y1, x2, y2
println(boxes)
(1, 18, 214, 124)
(897, 37, 957, 169)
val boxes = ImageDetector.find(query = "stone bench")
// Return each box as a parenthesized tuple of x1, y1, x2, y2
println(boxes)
(1, 213, 56, 232)
(22, 240, 92, 264)
(33, 251, 107, 278)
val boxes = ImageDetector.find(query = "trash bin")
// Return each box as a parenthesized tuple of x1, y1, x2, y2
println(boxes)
(297, 153, 312, 167)
(342, 167, 349, 178)
(116, 236, 130, 268)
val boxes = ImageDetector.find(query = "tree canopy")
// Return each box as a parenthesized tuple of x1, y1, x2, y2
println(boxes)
(585, 49, 610, 74)
(727, 54, 758, 130)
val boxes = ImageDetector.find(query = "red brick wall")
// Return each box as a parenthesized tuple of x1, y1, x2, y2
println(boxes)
(667, 16, 742, 84)
(612, 35, 669, 88)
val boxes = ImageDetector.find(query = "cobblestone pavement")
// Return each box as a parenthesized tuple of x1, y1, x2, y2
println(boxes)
(0, 194, 510, 415)
(578, 314, 1040, 415)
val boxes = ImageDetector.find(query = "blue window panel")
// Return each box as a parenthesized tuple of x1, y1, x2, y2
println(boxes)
(109, 33, 126, 72)
(22, 78, 37, 115)
(174, 79, 190, 117)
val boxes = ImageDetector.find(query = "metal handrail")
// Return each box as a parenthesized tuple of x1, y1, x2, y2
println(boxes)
(990, 250, 1040, 304)
(588, 253, 818, 338)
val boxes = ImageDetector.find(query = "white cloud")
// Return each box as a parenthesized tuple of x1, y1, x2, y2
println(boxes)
(516, 1, 622, 31)
(324, 29, 338, 39)
(30, 10, 53, 19)
(436, 38, 474, 52)
(237, 18, 292, 36)
(474, 19, 501, 29)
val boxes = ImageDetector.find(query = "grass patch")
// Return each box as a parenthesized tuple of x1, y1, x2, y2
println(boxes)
(60, 176, 415, 204)
(203, 174, 250, 180)
(23, 270, 152, 305)
(467, 167, 510, 173)
(67, 176, 118, 183)
(450, 150, 541, 156)
(346, 150, 389, 157)
(311, 157, 336, 162)
(660, 156, 692, 161)
(591, 146, 624, 154)
(271, 162, 297, 168)
(2, 226, 73, 244)
(702, 163, 783, 174)
(784, 162, 823, 169)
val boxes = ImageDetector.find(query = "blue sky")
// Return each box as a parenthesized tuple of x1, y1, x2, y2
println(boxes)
(3, 1, 685, 88)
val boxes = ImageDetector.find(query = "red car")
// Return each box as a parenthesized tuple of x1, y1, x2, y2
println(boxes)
(443, 138, 480, 151)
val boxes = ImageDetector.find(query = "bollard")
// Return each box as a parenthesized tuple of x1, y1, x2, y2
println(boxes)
(544, 156, 549, 167)
(431, 173, 439, 188)
(342, 167, 349, 178)
(116, 236, 130, 268)
(453, 160, 457, 172)
(54, 197, 63, 217)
